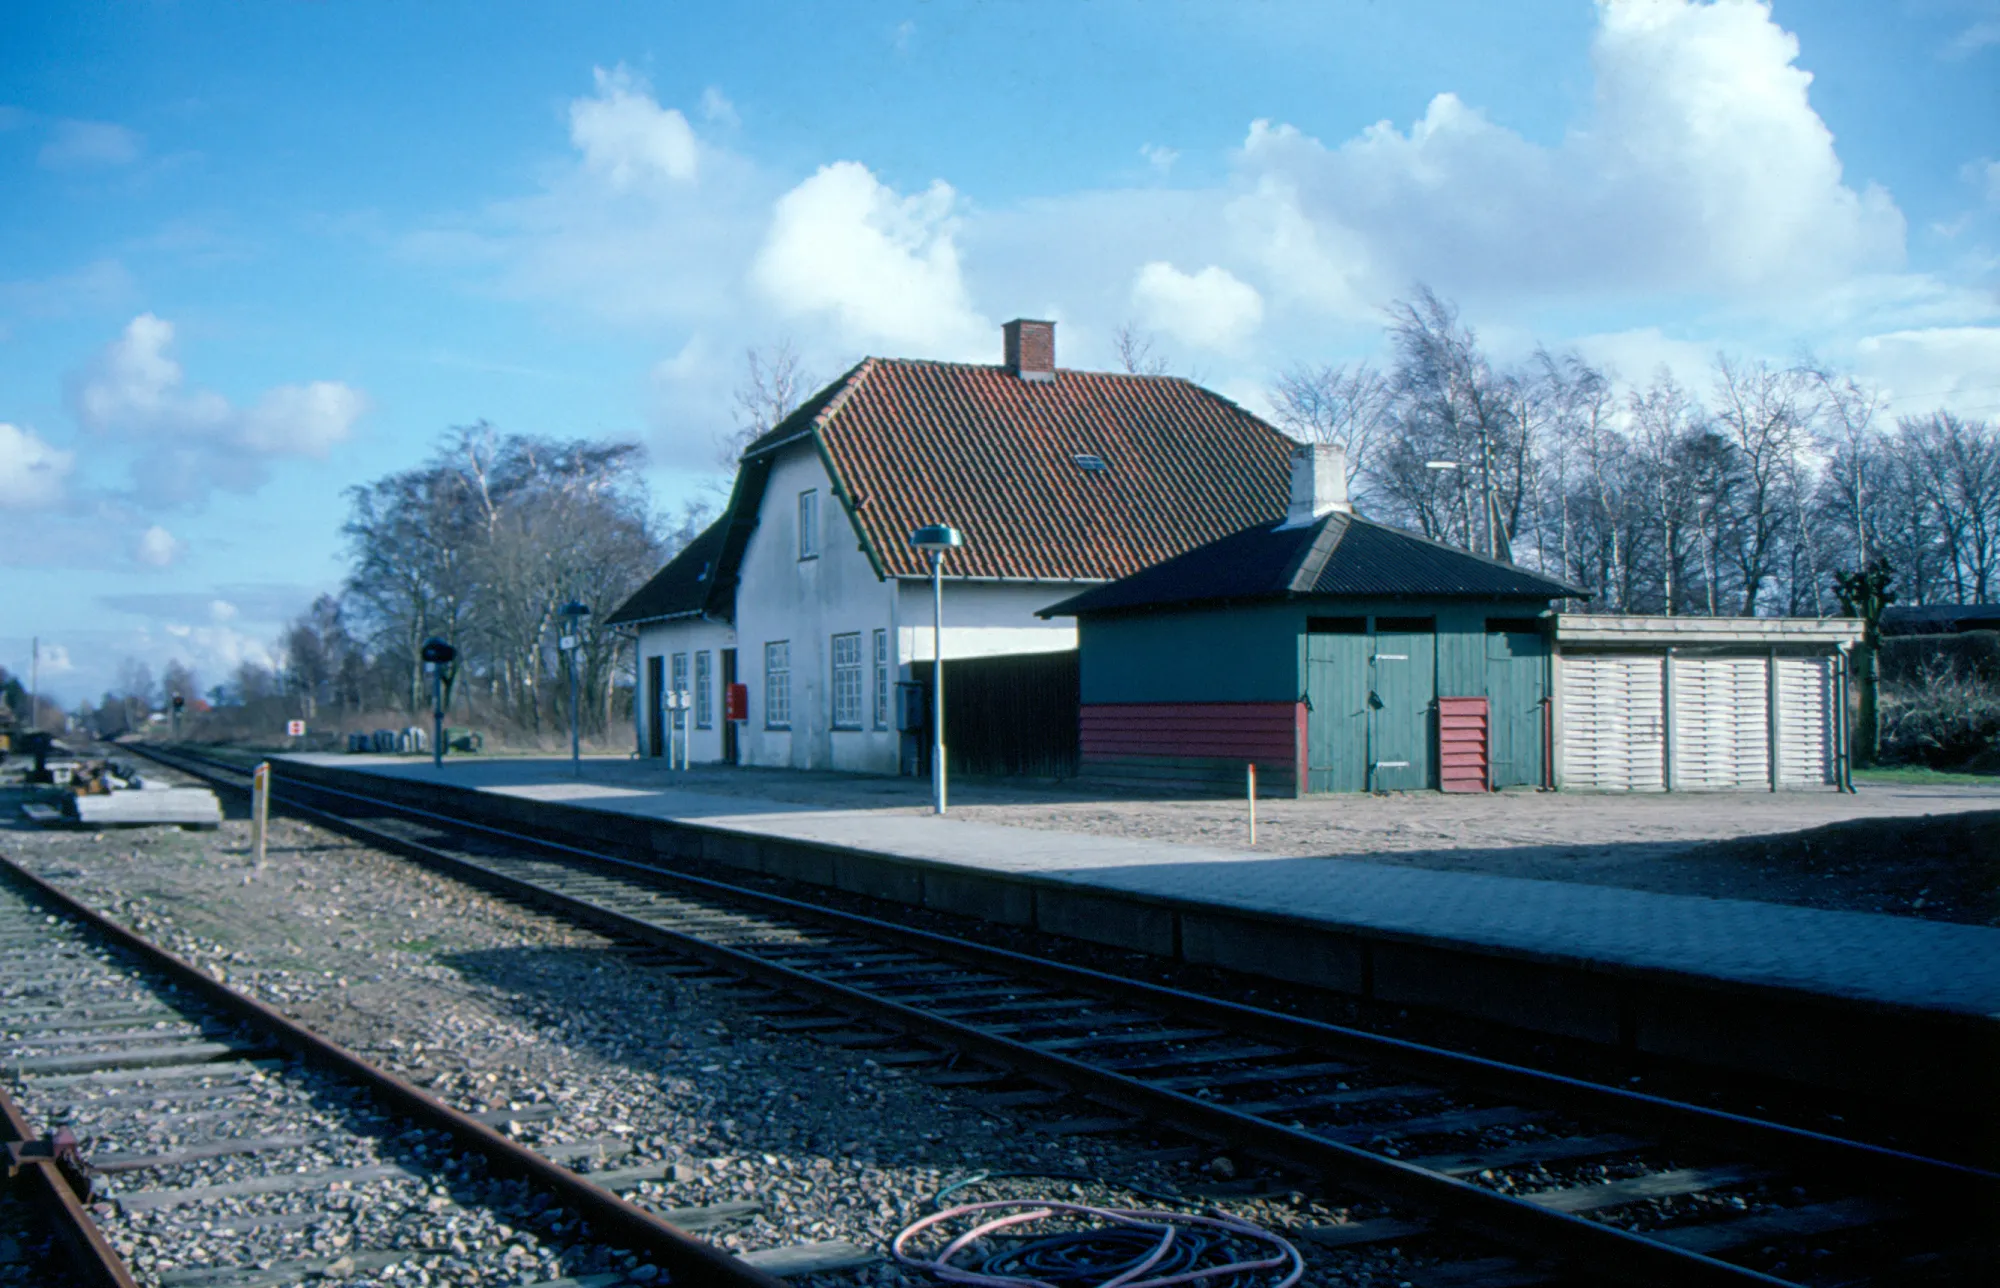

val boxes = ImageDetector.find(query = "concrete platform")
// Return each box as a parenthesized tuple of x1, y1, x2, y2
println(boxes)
(272, 754, 2000, 1113)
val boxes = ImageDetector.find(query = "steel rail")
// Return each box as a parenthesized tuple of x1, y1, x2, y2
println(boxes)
(0, 853, 785, 1288)
(145, 746, 1997, 1284)
(0, 1080, 139, 1288)
(137, 750, 1858, 1287)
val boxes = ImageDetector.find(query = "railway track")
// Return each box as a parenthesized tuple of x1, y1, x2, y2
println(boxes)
(0, 841, 784, 1288)
(127, 745, 1997, 1286)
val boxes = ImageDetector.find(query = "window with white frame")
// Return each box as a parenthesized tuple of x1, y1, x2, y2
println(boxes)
(831, 633, 863, 729)
(798, 489, 819, 560)
(670, 652, 689, 704)
(872, 629, 890, 729)
(764, 641, 791, 728)
(694, 651, 713, 728)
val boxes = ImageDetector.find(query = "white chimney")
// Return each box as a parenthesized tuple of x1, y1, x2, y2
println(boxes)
(1279, 441, 1350, 528)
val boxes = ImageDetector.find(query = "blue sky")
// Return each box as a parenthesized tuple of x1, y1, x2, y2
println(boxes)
(4, 0, 1997, 704)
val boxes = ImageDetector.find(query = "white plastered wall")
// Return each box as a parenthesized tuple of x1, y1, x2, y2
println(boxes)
(727, 442, 1091, 774)
(635, 617, 737, 764)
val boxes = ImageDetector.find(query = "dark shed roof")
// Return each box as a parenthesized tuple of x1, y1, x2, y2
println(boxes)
(1880, 603, 2000, 635)
(1041, 510, 1588, 617)
(604, 519, 728, 626)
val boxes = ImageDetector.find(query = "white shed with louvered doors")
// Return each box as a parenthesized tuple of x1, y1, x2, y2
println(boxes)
(1553, 616, 1860, 793)
(1561, 656, 1665, 791)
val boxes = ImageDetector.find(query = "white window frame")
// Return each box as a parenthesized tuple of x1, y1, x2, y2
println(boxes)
(872, 628, 891, 729)
(798, 489, 819, 560)
(694, 651, 713, 729)
(831, 633, 863, 730)
(764, 641, 791, 729)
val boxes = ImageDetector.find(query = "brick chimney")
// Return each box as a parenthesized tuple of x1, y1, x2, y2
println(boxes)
(1003, 319, 1056, 382)
(1279, 441, 1351, 528)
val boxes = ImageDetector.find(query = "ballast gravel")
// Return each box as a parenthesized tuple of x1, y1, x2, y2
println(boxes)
(2, 807, 1448, 1287)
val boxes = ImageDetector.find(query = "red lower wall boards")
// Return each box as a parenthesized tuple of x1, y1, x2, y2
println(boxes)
(1439, 696, 1490, 793)
(1080, 702, 1302, 795)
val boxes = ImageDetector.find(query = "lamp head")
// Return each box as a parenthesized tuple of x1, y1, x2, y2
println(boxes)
(558, 600, 591, 620)
(908, 524, 964, 552)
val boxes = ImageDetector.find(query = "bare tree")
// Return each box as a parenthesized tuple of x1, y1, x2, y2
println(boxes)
(1112, 323, 1171, 377)
(1384, 287, 1520, 558)
(1709, 356, 1816, 615)
(1268, 362, 1392, 494)
(718, 340, 813, 470)
(1627, 370, 1704, 614)
(1902, 412, 2000, 602)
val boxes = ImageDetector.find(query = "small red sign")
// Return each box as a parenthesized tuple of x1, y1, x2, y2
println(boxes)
(286, 719, 306, 737)
(724, 682, 749, 722)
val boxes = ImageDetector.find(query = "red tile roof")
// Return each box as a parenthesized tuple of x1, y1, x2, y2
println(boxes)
(740, 358, 1294, 582)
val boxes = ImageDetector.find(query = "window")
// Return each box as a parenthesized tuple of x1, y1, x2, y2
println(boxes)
(831, 633, 863, 729)
(1306, 616, 1366, 635)
(1486, 617, 1544, 636)
(670, 653, 689, 718)
(694, 651, 713, 728)
(1072, 453, 1108, 473)
(872, 628, 891, 729)
(1374, 616, 1436, 633)
(798, 489, 819, 560)
(764, 641, 791, 728)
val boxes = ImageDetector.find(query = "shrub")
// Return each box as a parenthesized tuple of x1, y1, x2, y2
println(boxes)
(1879, 658, 2000, 771)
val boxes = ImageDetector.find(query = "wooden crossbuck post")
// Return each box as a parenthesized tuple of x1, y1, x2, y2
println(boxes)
(1247, 762, 1257, 845)
(251, 762, 271, 868)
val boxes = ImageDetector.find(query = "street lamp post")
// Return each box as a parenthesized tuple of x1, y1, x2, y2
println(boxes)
(908, 524, 964, 815)
(558, 601, 591, 778)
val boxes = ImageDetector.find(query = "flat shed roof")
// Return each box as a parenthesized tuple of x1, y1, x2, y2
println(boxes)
(1556, 614, 1864, 648)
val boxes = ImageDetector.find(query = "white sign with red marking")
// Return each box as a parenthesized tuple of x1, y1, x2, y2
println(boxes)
(286, 720, 306, 736)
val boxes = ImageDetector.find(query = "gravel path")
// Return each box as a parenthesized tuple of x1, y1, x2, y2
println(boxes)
(2, 808, 1456, 1287)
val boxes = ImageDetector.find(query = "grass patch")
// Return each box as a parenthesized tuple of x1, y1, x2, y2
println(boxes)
(1854, 765, 2000, 787)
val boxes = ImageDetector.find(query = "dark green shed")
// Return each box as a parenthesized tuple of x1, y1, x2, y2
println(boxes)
(1040, 446, 1586, 795)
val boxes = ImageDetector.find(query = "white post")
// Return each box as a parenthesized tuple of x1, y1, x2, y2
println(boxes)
(28, 636, 38, 733)
(931, 549, 947, 815)
(1247, 762, 1257, 845)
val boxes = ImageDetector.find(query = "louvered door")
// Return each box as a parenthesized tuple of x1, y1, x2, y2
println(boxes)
(1775, 656, 1836, 788)
(1560, 656, 1664, 791)
(1670, 657, 1770, 790)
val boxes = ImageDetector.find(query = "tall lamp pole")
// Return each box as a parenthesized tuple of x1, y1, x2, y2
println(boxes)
(908, 525, 964, 815)
(559, 601, 591, 777)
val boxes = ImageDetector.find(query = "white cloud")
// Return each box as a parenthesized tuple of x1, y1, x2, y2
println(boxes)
(239, 382, 370, 456)
(569, 65, 698, 188)
(1852, 327, 2000, 418)
(69, 314, 368, 502)
(34, 642, 74, 675)
(209, 598, 238, 622)
(1229, 0, 1905, 310)
(0, 422, 76, 509)
(1141, 143, 1179, 175)
(135, 524, 183, 567)
(753, 161, 988, 355)
(1967, 158, 2000, 208)
(700, 87, 739, 127)
(39, 119, 140, 169)
(1132, 261, 1264, 351)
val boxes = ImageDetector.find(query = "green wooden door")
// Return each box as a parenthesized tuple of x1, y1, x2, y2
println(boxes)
(1369, 618, 1437, 791)
(1306, 623, 1369, 792)
(1484, 626, 1548, 787)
